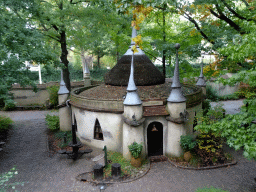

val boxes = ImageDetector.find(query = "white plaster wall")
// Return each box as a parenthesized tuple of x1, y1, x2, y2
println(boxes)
(144, 116, 168, 157)
(122, 105, 144, 160)
(122, 124, 144, 160)
(72, 107, 123, 153)
(166, 102, 186, 157)
(185, 103, 202, 135)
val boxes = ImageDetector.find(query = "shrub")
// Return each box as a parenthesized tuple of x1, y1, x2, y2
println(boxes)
(196, 131, 225, 166)
(206, 85, 219, 101)
(3, 100, 16, 111)
(180, 135, 197, 152)
(128, 142, 143, 159)
(54, 131, 73, 148)
(202, 99, 211, 116)
(0, 115, 13, 132)
(45, 114, 59, 132)
(46, 85, 59, 108)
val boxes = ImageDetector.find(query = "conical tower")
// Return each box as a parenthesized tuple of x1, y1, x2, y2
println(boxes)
(104, 27, 165, 86)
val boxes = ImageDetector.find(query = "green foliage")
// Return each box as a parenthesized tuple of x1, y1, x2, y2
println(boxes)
(206, 85, 219, 101)
(54, 131, 73, 149)
(3, 100, 16, 111)
(202, 99, 211, 116)
(196, 131, 225, 166)
(218, 94, 239, 101)
(128, 142, 143, 159)
(90, 68, 109, 81)
(104, 151, 132, 177)
(195, 99, 256, 160)
(0, 115, 13, 132)
(47, 85, 59, 108)
(218, 68, 256, 99)
(0, 166, 25, 191)
(0, 1, 57, 105)
(195, 186, 229, 192)
(45, 114, 59, 132)
(180, 135, 197, 152)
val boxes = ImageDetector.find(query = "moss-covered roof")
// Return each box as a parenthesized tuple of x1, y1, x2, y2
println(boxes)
(104, 54, 165, 86)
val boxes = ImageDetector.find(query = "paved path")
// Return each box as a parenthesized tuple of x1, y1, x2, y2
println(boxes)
(210, 99, 245, 115)
(0, 101, 256, 192)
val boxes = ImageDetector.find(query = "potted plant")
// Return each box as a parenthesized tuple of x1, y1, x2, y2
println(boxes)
(180, 135, 197, 162)
(128, 142, 143, 167)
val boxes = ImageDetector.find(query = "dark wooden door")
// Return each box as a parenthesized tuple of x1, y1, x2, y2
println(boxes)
(147, 122, 163, 156)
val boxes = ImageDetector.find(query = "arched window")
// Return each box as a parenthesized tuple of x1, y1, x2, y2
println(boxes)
(94, 118, 103, 140)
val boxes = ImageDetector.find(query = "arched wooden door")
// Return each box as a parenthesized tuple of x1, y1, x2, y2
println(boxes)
(147, 122, 163, 156)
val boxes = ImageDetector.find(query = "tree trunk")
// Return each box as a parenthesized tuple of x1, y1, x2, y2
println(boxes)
(162, 4, 166, 79)
(97, 51, 101, 68)
(60, 30, 71, 91)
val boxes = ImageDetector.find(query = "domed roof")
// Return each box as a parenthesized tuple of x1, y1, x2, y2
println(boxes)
(104, 28, 165, 86)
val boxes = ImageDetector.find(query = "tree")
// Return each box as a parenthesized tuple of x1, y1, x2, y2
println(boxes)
(0, 0, 57, 106)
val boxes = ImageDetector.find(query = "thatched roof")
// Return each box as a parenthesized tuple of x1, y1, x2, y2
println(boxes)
(104, 54, 165, 86)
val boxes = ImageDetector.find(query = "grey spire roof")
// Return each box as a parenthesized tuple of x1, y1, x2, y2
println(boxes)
(58, 69, 69, 95)
(167, 43, 186, 103)
(123, 53, 142, 105)
(196, 56, 206, 87)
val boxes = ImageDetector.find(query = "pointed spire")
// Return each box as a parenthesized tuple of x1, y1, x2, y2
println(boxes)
(58, 69, 69, 95)
(124, 27, 144, 55)
(196, 56, 206, 87)
(123, 53, 142, 105)
(167, 43, 186, 103)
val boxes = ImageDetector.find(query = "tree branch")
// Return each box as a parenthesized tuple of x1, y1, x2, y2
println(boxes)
(209, 4, 244, 34)
(184, 13, 215, 45)
(220, 0, 254, 22)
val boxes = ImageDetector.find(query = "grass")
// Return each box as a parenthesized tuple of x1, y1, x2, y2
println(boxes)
(103, 151, 149, 178)
(195, 186, 229, 192)
(53, 130, 73, 148)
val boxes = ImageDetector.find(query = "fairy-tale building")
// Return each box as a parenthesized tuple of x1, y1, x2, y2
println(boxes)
(69, 28, 202, 160)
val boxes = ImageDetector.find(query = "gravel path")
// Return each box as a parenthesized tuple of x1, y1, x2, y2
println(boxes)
(0, 101, 255, 192)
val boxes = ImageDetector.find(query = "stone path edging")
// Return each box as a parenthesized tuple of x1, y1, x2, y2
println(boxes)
(167, 158, 237, 170)
(76, 162, 151, 185)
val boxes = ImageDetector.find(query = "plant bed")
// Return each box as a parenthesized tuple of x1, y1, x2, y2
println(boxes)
(167, 148, 236, 170)
(76, 151, 150, 184)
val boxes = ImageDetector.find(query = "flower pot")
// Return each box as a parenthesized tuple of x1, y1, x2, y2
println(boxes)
(184, 151, 192, 162)
(130, 156, 142, 167)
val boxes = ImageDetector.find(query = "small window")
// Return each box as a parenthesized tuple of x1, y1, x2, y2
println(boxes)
(94, 119, 104, 140)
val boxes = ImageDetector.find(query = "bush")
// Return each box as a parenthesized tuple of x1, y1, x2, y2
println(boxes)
(0, 115, 13, 132)
(196, 131, 225, 166)
(45, 114, 59, 132)
(206, 85, 219, 101)
(47, 85, 59, 108)
(54, 131, 73, 148)
(202, 99, 211, 116)
(180, 135, 197, 152)
(128, 142, 143, 159)
(3, 100, 16, 111)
